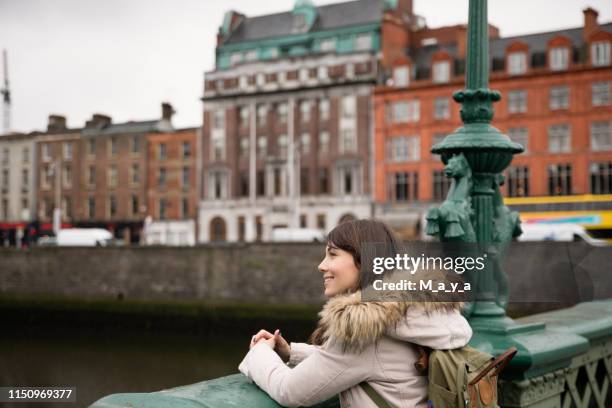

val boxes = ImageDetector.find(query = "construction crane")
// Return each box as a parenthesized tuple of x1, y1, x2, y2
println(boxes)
(1, 49, 11, 135)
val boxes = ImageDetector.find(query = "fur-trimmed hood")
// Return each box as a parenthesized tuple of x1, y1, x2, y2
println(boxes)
(314, 290, 465, 353)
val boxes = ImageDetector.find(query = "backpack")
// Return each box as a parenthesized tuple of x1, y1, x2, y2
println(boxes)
(359, 346, 517, 408)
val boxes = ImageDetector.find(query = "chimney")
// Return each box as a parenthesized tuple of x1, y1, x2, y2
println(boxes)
(85, 113, 112, 129)
(583, 7, 599, 41)
(457, 25, 468, 60)
(47, 115, 67, 132)
(397, 0, 413, 16)
(161, 102, 175, 121)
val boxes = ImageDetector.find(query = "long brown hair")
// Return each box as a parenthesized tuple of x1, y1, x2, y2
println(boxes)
(309, 219, 402, 345)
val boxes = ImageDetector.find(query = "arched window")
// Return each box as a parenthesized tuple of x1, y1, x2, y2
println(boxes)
(210, 216, 227, 242)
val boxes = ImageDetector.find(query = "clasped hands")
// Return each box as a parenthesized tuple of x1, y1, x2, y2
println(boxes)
(249, 329, 291, 363)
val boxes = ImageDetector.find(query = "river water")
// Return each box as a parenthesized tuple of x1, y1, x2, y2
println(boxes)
(2, 322, 315, 408)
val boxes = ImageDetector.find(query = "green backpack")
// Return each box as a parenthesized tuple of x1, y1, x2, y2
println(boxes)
(359, 346, 517, 408)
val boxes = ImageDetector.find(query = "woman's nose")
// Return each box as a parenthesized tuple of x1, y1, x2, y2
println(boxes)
(318, 258, 327, 273)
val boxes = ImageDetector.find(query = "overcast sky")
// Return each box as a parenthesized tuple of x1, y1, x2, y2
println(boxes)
(1, 0, 611, 133)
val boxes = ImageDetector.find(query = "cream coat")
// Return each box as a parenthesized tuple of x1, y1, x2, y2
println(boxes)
(239, 291, 472, 408)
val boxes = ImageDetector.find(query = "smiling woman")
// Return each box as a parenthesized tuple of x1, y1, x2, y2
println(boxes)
(239, 219, 472, 408)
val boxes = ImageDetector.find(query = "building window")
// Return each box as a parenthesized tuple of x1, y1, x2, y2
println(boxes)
(21, 168, 29, 186)
(213, 109, 225, 129)
(108, 165, 118, 188)
(550, 47, 569, 71)
(1, 199, 7, 219)
(42, 144, 51, 162)
(591, 121, 612, 151)
(181, 198, 189, 219)
(548, 124, 571, 153)
(131, 136, 140, 154)
(591, 41, 611, 67)
(320, 38, 335, 52)
(300, 168, 309, 195)
(507, 90, 527, 113)
(433, 97, 450, 120)
(299, 68, 309, 82)
(62, 164, 72, 188)
(239, 106, 250, 127)
(389, 100, 420, 123)
(507, 166, 530, 197)
(240, 137, 249, 158)
(508, 127, 529, 153)
(182, 166, 190, 188)
(299, 214, 307, 228)
(130, 163, 140, 185)
(88, 165, 96, 187)
(131, 195, 139, 216)
(182, 142, 191, 159)
(109, 196, 117, 218)
(257, 105, 268, 126)
(432, 61, 451, 83)
(317, 214, 326, 230)
(386, 136, 420, 162)
(63, 142, 73, 160)
(278, 134, 288, 157)
(277, 103, 287, 124)
(300, 101, 311, 122)
(592, 81, 611, 106)
(22, 147, 29, 163)
(238, 171, 249, 197)
(393, 66, 409, 87)
(211, 132, 225, 161)
(209, 171, 227, 199)
(339, 129, 357, 154)
(548, 164, 572, 196)
(88, 197, 95, 219)
(256, 170, 265, 196)
(355, 33, 372, 51)
(340, 96, 356, 118)
(432, 170, 452, 201)
(257, 136, 267, 158)
(590, 162, 612, 194)
(319, 99, 330, 121)
(319, 132, 330, 156)
(300, 133, 311, 154)
(388, 172, 418, 202)
(21, 198, 28, 213)
(549, 85, 570, 110)
(318, 66, 328, 80)
(88, 139, 96, 156)
(256, 73, 265, 87)
(158, 198, 167, 220)
(109, 137, 118, 157)
(158, 167, 167, 187)
(319, 168, 329, 194)
(508, 52, 527, 75)
(273, 167, 282, 196)
(245, 50, 257, 62)
(158, 143, 167, 160)
(62, 197, 72, 219)
(230, 52, 243, 66)
(1, 168, 8, 188)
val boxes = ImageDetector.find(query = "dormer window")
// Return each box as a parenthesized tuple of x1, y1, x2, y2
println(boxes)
(293, 14, 307, 33)
(550, 47, 569, 71)
(592, 41, 611, 67)
(320, 39, 335, 52)
(355, 34, 372, 51)
(432, 61, 450, 84)
(245, 50, 258, 62)
(230, 52, 243, 66)
(393, 66, 409, 87)
(508, 52, 527, 75)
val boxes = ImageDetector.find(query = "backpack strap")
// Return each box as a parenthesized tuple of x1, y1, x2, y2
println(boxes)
(468, 346, 517, 386)
(359, 382, 394, 408)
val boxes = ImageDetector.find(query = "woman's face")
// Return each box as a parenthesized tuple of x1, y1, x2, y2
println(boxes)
(318, 243, 360, 298)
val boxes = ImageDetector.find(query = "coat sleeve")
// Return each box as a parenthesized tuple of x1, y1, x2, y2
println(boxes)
(288, 342, 318, 366)
(387, 308, 473, 349)
(238, 341, 372, 408)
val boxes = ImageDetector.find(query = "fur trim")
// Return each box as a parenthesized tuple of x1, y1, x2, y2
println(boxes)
(314, 271, 465, 352)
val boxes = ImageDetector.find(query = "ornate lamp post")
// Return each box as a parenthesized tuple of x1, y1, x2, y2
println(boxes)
(428, 0, 587, 381)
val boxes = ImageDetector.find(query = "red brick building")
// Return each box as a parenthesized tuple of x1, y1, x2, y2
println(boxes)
(373, 8, 612, 237)
(146, 128, 198, 221)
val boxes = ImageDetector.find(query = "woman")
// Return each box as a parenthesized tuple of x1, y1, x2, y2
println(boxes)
(239, 219, 472, 408)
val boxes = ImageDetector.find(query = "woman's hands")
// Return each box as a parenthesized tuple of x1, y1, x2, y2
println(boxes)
(250, 329, 291, 363)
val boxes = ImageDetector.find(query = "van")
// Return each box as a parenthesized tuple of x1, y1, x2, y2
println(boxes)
(517, 223, 607, 246)
(56, 228, 114, 247)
